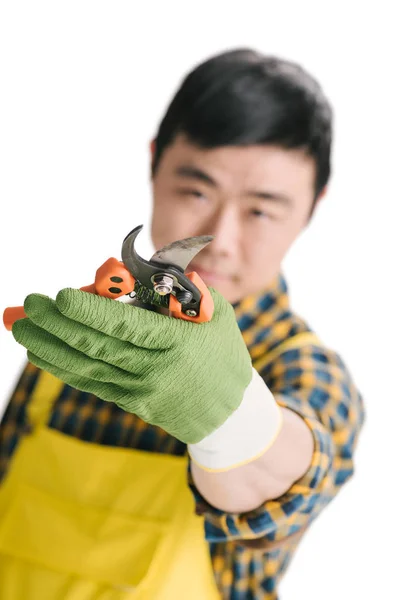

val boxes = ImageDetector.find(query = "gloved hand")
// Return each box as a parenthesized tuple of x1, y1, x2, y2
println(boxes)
(12, 288, 253, 444)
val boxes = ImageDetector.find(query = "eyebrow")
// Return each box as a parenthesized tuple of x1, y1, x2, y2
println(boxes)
(174, 164, 292, 206)
(175, 165, 217, 187)
(248, 190, 292, 206)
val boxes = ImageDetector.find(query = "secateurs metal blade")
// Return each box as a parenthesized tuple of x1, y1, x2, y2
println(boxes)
(3, 225, 215, 330)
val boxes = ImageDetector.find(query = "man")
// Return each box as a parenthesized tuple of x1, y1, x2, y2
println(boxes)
(0, 48, 364, 599)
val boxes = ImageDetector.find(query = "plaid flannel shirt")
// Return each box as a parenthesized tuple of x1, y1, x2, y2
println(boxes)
(0, 274, 365, 599)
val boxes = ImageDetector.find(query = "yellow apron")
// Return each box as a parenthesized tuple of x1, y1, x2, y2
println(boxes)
(0, 372, 220, 599)
(0, 331, 319, 599)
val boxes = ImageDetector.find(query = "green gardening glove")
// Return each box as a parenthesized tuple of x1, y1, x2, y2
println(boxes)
(12, 288, 252, 444)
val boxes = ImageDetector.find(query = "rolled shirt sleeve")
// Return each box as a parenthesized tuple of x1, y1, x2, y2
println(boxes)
(188, 341, 365, 544)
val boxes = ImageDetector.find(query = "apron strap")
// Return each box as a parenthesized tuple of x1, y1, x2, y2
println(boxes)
(27, 371, 65, 430)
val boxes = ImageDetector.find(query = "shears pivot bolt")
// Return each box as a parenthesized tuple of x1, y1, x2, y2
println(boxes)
(153, 274, 174, 296)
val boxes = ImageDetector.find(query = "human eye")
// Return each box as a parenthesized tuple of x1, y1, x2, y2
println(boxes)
(177, 188, 208, 201)
(249, 205, 287, 221)
(250, 208, 270, 220)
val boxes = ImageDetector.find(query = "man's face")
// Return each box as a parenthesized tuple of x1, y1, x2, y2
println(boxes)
(151, 134, 318, 304)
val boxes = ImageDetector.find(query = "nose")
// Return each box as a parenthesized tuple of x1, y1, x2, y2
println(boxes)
(203, 207, 241, 260)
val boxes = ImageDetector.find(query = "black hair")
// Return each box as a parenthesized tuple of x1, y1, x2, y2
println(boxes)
(152, 48, 333, 205)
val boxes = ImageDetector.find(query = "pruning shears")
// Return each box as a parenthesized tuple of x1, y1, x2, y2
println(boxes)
(3, 225, 215, 330)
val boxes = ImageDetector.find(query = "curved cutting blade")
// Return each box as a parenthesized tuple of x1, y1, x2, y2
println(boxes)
(121, 224, 214, 277)
(150, 235, 214, 271)
(121, 225, 147, 277)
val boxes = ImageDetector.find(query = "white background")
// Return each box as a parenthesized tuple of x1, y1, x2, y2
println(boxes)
(0, 2, 398, 598)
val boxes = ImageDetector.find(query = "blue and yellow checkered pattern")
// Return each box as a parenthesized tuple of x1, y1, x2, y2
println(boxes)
(0, 274, 365, 599)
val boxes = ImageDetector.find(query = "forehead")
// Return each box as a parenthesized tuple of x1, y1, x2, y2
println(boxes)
(159, 134, 316, 194)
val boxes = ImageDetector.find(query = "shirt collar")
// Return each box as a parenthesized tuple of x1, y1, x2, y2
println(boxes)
(233, 273, 291, 356)
(233, 273, 289, 329)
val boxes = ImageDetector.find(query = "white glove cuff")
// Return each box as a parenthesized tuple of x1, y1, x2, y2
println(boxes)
(188, 368, 283, 473)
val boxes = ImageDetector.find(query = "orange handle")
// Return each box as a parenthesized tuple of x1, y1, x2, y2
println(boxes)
(3, 264, 212, 330)
(3, 258, 136, 331)
(3, 306, 27, 330)
(87, 258, 136, 299)
(169, 272, 214, 323)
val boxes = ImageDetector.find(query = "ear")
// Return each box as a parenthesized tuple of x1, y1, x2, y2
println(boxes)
(316, 185, 328, 203)
(150, 139, 156, 159)
(149, 139, 156, 177)
(307, 185, 328, 222)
